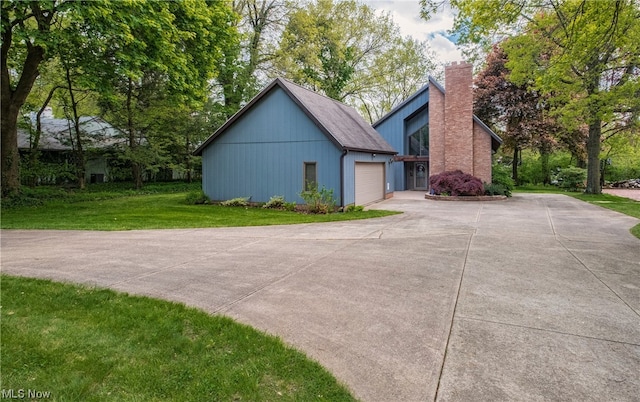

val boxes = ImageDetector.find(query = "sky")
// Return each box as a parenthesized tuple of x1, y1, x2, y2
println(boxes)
(361, 0, 463, 63)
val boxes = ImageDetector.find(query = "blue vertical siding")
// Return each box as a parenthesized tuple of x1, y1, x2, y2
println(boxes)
(373, 86, 430, 190)
(202, 87, 342, 204)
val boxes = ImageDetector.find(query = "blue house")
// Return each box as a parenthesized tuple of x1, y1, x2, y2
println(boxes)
(374, 62, 502, 191)
(194, 78, 397, 207)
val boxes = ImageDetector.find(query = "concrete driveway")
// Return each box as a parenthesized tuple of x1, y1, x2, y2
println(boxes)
(2, 193, 639, 401)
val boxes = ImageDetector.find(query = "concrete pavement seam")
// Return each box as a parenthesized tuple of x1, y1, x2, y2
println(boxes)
(211, 237, 365, 314)
(545, 199, 639, 317)
(456, 316, 640, 347)
(434, 230, 476, 401)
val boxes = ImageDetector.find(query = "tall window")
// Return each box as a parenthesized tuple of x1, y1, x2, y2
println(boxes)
(408, 125, 429, 156)
(304, 162, 317, 190)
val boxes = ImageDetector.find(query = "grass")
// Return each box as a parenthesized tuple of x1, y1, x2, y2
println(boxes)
(0, 275, 356, 401)
(1, 182, 400, 230)
(516, 184, 640, 239)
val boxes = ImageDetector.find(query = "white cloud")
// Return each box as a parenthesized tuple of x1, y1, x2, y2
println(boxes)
(362, 0, 463, 63)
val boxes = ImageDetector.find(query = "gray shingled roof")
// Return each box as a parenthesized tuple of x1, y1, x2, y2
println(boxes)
(194, 77, 396, 156)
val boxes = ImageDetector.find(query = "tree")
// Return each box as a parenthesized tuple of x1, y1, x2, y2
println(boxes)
(474, 44, 559, 184)
(217, 0, 289, 117)
(1, 1, 72, 196)
(275, 0, 397, 101)
(421, 0, 640, 194)
(356, 37, 438, 122)
(1, 1, 236, 193)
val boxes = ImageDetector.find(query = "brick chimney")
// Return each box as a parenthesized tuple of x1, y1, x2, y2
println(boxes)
(444, 61, 474, 174)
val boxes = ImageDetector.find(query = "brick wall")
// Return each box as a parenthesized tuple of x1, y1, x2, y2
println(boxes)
(473, 121, 492, 183)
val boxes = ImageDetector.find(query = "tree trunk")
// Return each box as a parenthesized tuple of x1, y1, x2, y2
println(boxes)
(127, 78, 143, 189)
(65, 69, 86, 189)
(1, 39, 46, 196)
(512, 146, 519, 185)
(1, 105, 21, 197)
(584, 119, 602, 194)
(540, 150, 550, 185)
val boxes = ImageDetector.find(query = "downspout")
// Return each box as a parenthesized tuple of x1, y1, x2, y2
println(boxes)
(340, 149, 348, 208)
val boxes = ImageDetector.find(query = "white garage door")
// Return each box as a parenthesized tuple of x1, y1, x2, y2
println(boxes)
(355, 162, 385, 206)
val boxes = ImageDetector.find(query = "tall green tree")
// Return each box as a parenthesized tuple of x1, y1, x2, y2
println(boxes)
(275, 0, 397, 101)
(217, 0, 289, 117)
(422, 0, 640, 194)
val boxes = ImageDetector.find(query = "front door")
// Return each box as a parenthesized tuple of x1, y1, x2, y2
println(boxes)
(414, 162, 428, 190)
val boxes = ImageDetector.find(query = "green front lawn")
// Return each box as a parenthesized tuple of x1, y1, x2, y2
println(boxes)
(1, 183, 399, 231)
(1, 275, 356, 401)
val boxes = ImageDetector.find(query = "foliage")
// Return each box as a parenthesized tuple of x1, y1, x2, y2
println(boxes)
(275, 0, 436, 110)
(299, 185, 336, 214)
(1, 275, 357, 401)
(473, 44, 559, 184)
(557, 167, 587, 191)
(220, 197, 250, 207)
(429, 170, 485, 196)
(185, 190, 209, 205)
(484, 164, 514, 197)
(345, 205, 365, 212)
(483, 183, 509, 197)
(262, 195, 295, 211)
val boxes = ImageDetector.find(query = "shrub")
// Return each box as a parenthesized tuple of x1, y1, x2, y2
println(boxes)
(484, 183, 510, 197)
(263, 195, 286, 209)
(220, 197, 249, 207)
(345, 205, 364, 212)
(556, 167, 587, 191)
(299, 185, 336, 214)
(429, 170, 484, 196)
(185, 190, 209, 205)
(491, 164, 514, 196)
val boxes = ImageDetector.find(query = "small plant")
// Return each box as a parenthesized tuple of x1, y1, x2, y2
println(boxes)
(299, 185, 336, 214)
(484, 182, 510, 197)
(556, 167, 587, 191)
(185, 190, 210, 205)
(345, 205, 364, 212)
(491, 164, 514, 196)
(220, 197, 250, 207)
(283, 202, 297, 211)
(263, 195, 286, 209)
(429, 170, 484, 196)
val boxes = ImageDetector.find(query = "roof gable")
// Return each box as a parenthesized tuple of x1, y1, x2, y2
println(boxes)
(194, 78, 396, 156)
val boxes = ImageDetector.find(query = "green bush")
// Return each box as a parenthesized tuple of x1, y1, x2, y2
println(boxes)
(263, 195, 286, 209)
(491, 164, 514, 196)
(557, 167, 587, 191)
(220, 197, 250, 207)
(299, 185, 336, 214)
(484, 182, 510, 197)
(345, 205, 364, 212)
(185, 190, 209, 205)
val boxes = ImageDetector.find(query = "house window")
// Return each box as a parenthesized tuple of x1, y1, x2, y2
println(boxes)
(408, 124, 429, 156)
(304, 162, 317, 190)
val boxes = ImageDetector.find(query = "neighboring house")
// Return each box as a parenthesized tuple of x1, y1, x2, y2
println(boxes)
(18, 108, 124, 184)
(374, 62, 502, 191)
(194, 78, 397, 207)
